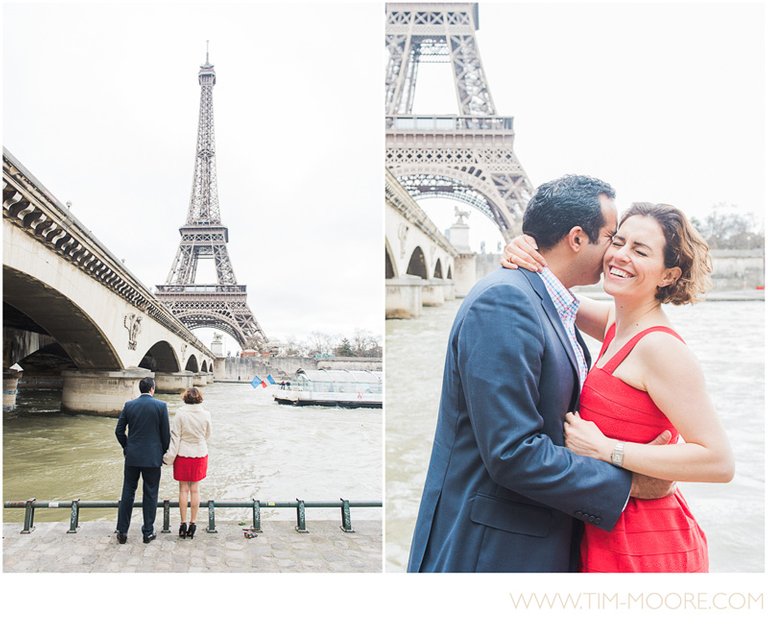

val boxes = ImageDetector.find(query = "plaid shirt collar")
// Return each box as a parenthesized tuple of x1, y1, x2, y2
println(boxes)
(538, 267, 579, 324)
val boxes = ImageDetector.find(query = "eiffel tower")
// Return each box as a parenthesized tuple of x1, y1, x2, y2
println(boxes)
(385, 2, 534, 240)
(156, 48, 268, 350)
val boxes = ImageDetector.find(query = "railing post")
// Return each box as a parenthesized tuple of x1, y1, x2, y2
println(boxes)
(340, 498, 354, 533)
(162, 499, 171, 533)
(21, 498, 36, 534)
(295, 498, 308, 533)
(67, 499, 80, 533)
(206, 500, 217, 533)
(251, 499, 262, 532)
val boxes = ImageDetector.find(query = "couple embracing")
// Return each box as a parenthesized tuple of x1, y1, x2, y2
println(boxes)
(408, 175, 734, 573)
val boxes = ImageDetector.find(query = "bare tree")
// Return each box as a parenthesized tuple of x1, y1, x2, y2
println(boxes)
(692, 204, 764, 250)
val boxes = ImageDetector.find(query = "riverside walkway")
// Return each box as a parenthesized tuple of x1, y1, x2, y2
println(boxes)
(3, 520, 382, 573)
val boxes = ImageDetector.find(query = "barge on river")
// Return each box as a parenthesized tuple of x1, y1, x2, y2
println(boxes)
(273, 369, 382, 408)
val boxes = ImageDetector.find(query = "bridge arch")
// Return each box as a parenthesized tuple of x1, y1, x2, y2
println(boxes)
(406, 246, 428, 279)
(138, 341, 180, 373)
(385, 238, 397, 278)
(434, 258, 443, 279)
(3, 266, 122, 370)
(447, 265, 453, 280)
(201, 361, 208, 373)
(184, 354, 199, 373)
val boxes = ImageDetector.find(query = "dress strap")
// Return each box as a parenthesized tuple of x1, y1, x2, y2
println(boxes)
(601, 325, 685, 375)
(598, 324, 617, 360)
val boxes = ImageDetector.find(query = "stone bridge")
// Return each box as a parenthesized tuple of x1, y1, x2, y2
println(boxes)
(3, 148, 217, 415)
(386, 170, 480, 318)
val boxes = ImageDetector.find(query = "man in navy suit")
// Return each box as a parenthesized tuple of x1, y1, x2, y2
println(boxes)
(408, 175, 670, 572)
(115, 376, 170, 544)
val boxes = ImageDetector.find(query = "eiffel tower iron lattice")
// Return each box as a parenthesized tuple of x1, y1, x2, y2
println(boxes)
(385, 2, 534, 240)
(156, 50, 268, 350)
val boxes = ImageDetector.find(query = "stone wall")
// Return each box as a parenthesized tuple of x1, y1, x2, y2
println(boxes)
(709, 249, 764, 290)
(217, 355, 382, 382)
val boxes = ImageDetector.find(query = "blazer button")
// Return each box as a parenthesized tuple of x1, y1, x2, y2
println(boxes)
(575, 511, 582, 517)
(588, 515, 595, 522)
(594, 517, 602, 525)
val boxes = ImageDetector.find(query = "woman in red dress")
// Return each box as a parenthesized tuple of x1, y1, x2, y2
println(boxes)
(504, 203, 734, 572)
(163, 387, 212, 539)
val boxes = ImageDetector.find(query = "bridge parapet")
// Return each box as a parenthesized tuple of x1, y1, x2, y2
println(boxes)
(385, 169, 458, 255)
(2, 148, 210, 355)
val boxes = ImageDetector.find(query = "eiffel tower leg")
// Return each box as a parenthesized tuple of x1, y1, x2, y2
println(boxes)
(386, 33, 411, 116)
(447, 32, 496, 116)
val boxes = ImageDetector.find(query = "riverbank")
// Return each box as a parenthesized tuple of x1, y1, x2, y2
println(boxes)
(3, 519, 382, 573)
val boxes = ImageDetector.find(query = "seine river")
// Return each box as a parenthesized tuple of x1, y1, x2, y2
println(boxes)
(3, 382, 382, 526)
(385, 297, 765, 572)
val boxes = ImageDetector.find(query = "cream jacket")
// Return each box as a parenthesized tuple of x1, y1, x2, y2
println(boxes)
(163, 403, 212, 464)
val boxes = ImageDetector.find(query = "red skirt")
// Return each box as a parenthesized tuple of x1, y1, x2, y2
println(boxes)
(173, 455, 208, 482)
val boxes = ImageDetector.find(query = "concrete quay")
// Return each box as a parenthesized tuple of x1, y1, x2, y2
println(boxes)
(3, 519, 382, 573)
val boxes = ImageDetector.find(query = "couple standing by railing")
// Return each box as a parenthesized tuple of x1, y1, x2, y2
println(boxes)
(114, 377, 212, 544)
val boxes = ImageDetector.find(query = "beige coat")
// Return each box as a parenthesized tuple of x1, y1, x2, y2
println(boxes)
(163, 403, 212, 464)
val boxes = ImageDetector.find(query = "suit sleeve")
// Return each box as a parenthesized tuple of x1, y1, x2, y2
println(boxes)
(115, 405, 128, 451)
(457, 283, 631, 530)
(163, 411, 179, 465)
(160, 403, 171, 453)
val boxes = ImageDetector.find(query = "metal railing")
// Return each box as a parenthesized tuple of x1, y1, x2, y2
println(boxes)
(4, 497, 381, 535)
(386, 115, 514, 131)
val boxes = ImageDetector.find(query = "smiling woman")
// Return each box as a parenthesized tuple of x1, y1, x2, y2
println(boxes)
(606, 203, 713, 306)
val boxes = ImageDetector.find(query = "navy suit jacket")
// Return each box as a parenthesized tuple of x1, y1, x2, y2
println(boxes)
(407, 268, 632, 572)
(115, 394, 171, 468)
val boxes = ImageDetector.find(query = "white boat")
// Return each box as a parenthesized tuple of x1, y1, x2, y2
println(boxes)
(273, 368, 382, 408)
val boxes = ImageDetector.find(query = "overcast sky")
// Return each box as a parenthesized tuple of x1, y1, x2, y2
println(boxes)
(2, 1, 382, 353)
(410, 2, 765, 252)
(3, 1, 765, 354)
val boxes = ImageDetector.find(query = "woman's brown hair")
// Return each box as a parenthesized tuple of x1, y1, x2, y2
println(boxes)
(181, 387, 204, 404)
(620, 202, 712, 305)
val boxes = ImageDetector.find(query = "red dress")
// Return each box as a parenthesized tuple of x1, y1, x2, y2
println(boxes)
(173, 455, 208, 482)
(578, 324, 708, 573)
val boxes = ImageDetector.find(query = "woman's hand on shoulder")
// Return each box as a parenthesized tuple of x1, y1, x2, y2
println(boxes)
(500, 235, 546, 271)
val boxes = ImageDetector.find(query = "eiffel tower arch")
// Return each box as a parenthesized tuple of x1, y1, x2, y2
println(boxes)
(156, 49, 268, 350)
(385, 2, 534, 240)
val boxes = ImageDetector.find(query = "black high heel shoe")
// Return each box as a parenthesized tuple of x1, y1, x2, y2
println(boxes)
(186, 522, 196, 539)
(178, 522, 187, 538)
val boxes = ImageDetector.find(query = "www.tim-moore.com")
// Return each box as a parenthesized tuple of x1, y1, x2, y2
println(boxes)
(510, 592, 764, 610)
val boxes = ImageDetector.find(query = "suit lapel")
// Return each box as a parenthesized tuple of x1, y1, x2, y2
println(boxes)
(522, 271, 581, 379)
(575, 327, 592, 370)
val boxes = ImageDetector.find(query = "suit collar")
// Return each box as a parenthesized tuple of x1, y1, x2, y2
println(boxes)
(523, 270, 582, 399)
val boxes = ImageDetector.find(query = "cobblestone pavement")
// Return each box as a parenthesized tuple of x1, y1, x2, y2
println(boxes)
(3, 520, 382, 573)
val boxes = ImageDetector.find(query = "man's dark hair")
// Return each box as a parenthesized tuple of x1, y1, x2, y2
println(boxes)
(139, 377, 155, 394)
(522, 174, 615, 250)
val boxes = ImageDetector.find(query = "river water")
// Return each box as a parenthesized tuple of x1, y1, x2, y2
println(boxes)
(385, 297, 765, 572)
(3, 382, 382, 527)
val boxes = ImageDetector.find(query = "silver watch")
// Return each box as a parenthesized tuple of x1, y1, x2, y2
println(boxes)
(610, 442, 625, 467)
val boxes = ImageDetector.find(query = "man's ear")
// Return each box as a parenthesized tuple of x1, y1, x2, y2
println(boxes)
(566, 226, 584, 252)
